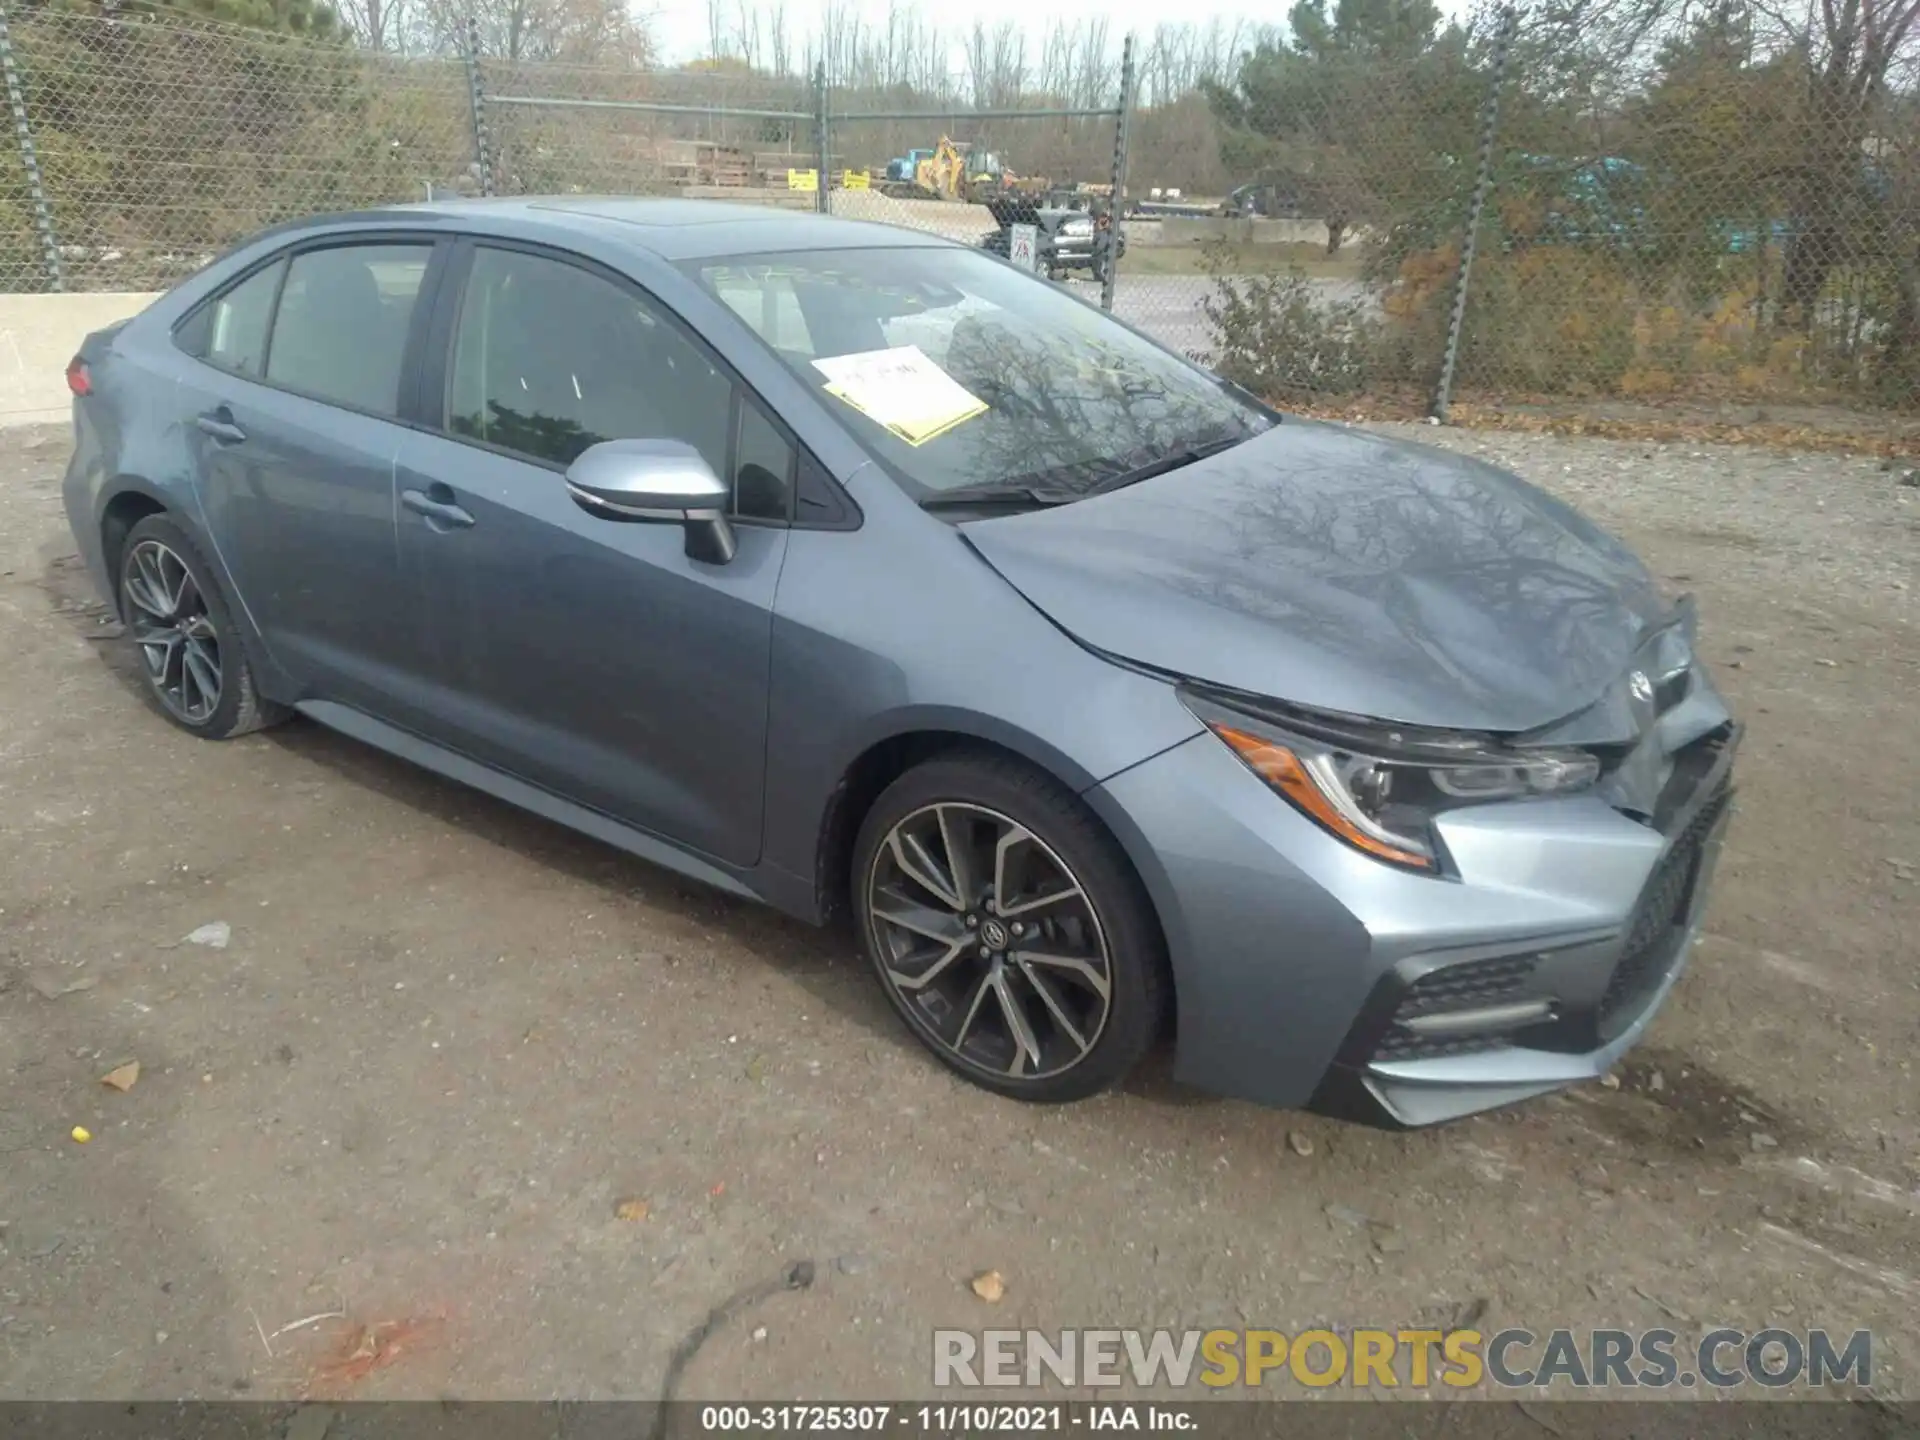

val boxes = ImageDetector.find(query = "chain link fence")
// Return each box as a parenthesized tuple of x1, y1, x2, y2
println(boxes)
(1156, 3, 1919, 416)
(822, 102, 1125, 298)
(820, 42, 1132, 307)
(0, 4, 473, 293)
(476, 39, 1135, 312)
(481, 53, 818, 202)
(2, 2, 1914, 419)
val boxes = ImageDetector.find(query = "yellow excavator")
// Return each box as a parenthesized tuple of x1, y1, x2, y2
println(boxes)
(882, 136, 1045, 204)
(918, 137, 974, 199)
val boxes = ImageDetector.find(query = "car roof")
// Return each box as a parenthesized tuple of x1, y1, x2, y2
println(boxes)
(259, 196, 957, 262)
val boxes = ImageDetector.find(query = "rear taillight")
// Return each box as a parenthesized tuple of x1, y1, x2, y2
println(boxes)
(66, 356, 92, 397)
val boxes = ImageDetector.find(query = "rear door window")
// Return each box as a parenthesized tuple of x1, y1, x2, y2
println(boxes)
(187, 259, 284, 377)
(264, 244, 431, 418)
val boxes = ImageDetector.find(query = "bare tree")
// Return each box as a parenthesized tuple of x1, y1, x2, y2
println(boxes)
(1770, 0, 1920, 314)
(767, 0, 791, 76)
(423, 0, 651, 63)
(964, 20, 1027, 108)
(1074, 18, 1114, 108)
(732, 0, 762, 67)
(336, 0, 414, 52)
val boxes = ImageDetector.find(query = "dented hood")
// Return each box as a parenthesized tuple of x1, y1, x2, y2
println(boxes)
(960, 420, 1676, 734)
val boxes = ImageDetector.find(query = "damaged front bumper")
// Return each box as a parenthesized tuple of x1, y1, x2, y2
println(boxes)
(1311, 721, 1738, 1127)
(1084, 615, 1740, 1127)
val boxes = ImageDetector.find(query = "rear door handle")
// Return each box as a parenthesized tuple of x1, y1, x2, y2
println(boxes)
(194, 410, 246, 445)
(401, 487, 475, 531)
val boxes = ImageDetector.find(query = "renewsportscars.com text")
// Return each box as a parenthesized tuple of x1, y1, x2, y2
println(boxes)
(933, 1327, 1872, 1390)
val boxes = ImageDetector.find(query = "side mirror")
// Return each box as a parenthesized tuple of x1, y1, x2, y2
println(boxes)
(565, 439, 736, 564)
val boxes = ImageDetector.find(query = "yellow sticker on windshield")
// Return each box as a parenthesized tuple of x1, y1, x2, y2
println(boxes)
(811, 345, 987, 447)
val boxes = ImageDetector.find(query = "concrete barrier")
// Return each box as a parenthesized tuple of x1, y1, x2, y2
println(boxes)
(2, 292, 161, 428)
(1147, 216, 1339, 249)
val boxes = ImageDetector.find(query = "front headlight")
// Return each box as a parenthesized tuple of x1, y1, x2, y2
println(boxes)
(1181, 687, 1601, 873)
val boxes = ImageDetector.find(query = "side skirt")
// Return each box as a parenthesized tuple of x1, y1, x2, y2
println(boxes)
(296, 699, 762, 904)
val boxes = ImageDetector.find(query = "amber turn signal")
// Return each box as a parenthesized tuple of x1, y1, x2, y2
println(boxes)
(1209, 723, 1435, 871)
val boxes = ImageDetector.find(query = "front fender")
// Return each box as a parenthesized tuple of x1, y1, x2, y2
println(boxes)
(832, 702, 1114, 797)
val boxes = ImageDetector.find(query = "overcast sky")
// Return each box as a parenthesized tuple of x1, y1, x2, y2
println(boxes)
(640, 0, 1301, 69)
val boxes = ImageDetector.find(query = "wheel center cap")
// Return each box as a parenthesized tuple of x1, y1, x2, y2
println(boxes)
(980, 918, 1010, 951)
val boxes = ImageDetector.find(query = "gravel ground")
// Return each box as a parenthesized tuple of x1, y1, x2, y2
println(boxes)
(1, 421, 1916, 1405)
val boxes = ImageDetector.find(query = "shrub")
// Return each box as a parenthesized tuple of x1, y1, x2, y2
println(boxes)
(1199, 240, 1381, 400)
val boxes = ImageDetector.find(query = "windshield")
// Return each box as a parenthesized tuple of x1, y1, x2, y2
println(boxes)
(686, 247, 1275, 500)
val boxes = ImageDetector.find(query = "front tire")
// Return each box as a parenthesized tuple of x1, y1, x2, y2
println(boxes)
(852, 752, 1169, 1102)
(117, 513, 285, 740)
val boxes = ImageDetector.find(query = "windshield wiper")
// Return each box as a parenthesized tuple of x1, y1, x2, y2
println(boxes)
(918, 482, 1082, 511)
(921, 433, 1257, 511)
(1080, 434, 1251, 498)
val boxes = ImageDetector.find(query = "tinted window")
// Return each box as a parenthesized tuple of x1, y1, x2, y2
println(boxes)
(448, 247, 731, 474)
(196, 260, 283, 376)
(265, 244, 429, 417)
(733, 400, 793, 522)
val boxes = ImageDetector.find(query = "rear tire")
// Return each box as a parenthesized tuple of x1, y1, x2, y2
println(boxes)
(117, 513, 287, 740)
(852, 752, 1168, 1102)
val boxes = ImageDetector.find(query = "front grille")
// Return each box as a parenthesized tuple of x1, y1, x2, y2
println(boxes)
(1654, 667, 1691, 712)
(1375, 954, 1539, 1061)
(1652, 724, 1735, 830)
(1600, 783, 1730, 1027)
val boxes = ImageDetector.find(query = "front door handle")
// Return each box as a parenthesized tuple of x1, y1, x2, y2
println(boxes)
(401, 487, 475, 531)
(194, 410, 247, 445)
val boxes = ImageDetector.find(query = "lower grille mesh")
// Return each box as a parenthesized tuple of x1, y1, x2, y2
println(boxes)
(1600, 784, 1730, 1026)
(1376, 954, 1539, 1061)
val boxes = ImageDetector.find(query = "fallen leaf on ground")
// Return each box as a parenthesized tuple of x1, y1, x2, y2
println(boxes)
(614, 1197, 650, 1222)
(709, 1181, 726, 1197)
(309, 1315, 444, 1394)
(70, 1125, 92, 1144)
(970, 1270, 1006, 1303)
(100, 1061, 140, 1092)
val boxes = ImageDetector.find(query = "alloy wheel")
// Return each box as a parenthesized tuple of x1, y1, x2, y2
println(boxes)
(865, 801, 1113, 1080)
(123, 539, 223, 724)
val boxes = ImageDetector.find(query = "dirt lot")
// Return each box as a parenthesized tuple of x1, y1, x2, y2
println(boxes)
(1, 421, 1916, 1404)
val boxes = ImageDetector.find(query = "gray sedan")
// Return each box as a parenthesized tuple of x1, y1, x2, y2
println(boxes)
(61, 198, 1738, 1126)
